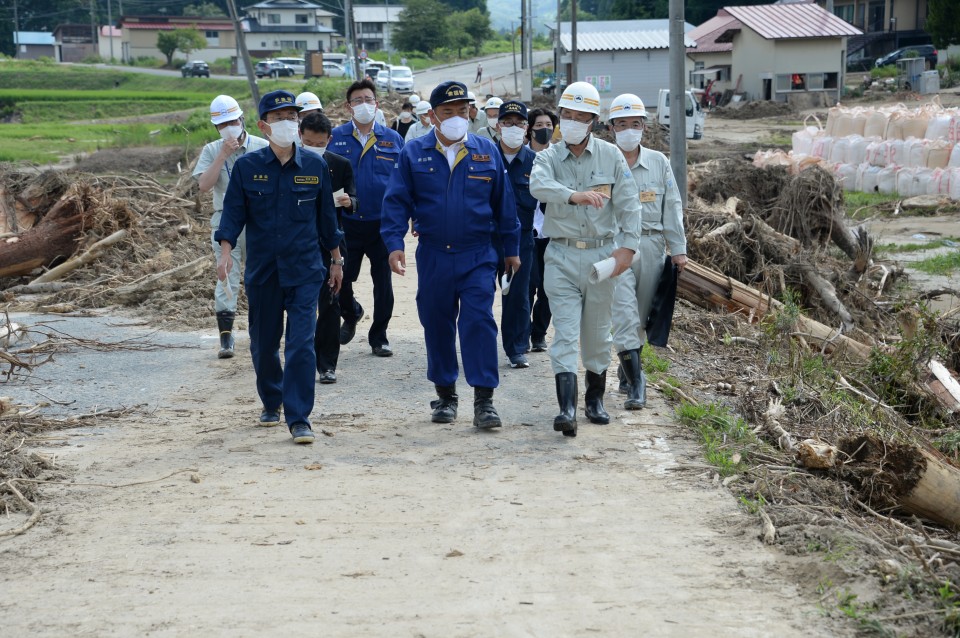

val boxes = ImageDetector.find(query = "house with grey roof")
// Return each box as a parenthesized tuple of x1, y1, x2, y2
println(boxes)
(242, 0, 343, 54)
(687, 3, 861, 104)
(558, 20, 697, 115)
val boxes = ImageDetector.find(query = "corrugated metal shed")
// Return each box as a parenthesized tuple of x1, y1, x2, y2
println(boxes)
(13, 32, 56, 46)
(686, 14, 738, 53)
(560, 30, 696, 52)
(723, 3, 861, 39)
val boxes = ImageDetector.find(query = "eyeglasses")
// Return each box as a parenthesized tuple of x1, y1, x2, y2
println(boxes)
(266, 114, 299, 123)
(349, 97, 377, 106)
(500, 122, 528, 129)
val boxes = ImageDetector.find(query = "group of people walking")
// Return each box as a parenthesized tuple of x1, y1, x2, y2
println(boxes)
(195, 76, 686, 444)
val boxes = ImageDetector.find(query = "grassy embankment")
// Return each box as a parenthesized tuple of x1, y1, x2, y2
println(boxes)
(0, 60, 347, 163)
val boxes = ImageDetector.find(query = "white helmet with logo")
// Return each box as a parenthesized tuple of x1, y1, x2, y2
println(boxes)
(483, 96, 503, 111)
(608, 93, 647, 121)
(558, 81, 601, 115)
(408, 94, 421, 106)
(210, 95, 243, 125)
(467, 91, 477, 105)
(295, 91, 323, 112)
(415, 100, 432, 116)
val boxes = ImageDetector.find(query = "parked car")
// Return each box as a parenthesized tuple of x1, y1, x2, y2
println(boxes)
(181, 61, 210, 78)
(375, 66, 392, 91)
(875, 44, 938, 69)
(322, 61, 346, 78)
(846, 50, 875, 73)
(388, 66, 414, 93)
(540, 75, 557, 95)
(276, 57, 306, 75)
(255, 60, 296, 78)
(364, 67, 380, 82)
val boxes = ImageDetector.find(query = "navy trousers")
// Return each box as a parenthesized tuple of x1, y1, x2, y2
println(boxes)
(494, 229, 535, 358)
(528, 236, 552, 343)
(315, 242, 346, 373)
(247, 273, 322, 427)
(416, 244, 499, 388)
(339, 218, 393, 349)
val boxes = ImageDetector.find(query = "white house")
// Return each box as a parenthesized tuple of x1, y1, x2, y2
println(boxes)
(559, 20, 697, 115)
(352, 5, 404, 54)
(242, 0, 343, 54)
(98, 26, 122, 61)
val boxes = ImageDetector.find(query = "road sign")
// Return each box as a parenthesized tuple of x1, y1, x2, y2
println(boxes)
(359, 50, 368, 60)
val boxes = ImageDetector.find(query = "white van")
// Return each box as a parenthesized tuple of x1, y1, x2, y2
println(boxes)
(276, 57, 306, 76)
(388, 66, 414, 93)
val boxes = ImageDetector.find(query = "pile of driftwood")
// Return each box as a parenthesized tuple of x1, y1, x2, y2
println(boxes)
(0, 168, 213, 320)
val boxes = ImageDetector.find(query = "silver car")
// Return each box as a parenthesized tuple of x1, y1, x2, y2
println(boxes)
(388, 66, 414, 93)
(322, 61, 346, 78)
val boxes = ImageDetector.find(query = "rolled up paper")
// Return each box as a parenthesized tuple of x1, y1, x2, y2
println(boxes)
(589, 250, 641, 284)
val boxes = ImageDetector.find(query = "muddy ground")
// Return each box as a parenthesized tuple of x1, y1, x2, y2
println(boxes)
(2, 93, 960, 636)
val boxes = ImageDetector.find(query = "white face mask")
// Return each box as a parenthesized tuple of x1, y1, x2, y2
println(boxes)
(266, 120, 299, 147)
(352, 102, 377, 124)
(615, 128, 644, 152)
(304, 145, 326, 155)
(559, 119, 591, 145)
(487, 117, 499, 129)
(400, 112, 413, 122)
(500, 126, 526, 149)
(219, 125, 243, 141)
(439, 115, 469, 141)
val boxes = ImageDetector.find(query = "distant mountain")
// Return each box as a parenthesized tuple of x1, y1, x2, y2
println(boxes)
(486, 0, 558, 33)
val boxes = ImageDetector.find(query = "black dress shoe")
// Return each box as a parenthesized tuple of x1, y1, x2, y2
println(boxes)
(372, 344, 393, 357)
(318, 370, 337, 384)
(339, 321, 358, 345)
(531, 338, 548, 352)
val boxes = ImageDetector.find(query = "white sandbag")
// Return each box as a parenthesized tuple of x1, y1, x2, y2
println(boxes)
(926, 113, 953, 140)
(896, 167, 917, 196)
(847, 135, 875, 165)
(835, 109, 867, 137)
(864, 110, 890, 139)
(865, 140, 887, 167)
(877, 165, 899, 194)
(888, 138, 907, 165)
(791, 114, 823, 156)
(836, 163, 859, 191)
(859, 164, 882, 193)
(925, 168, 949, 196)
(926, 140, 953, 169)
(949, 144, 960, 168)
(830, 136, 850, 163)
(950, 114, 960, 144)
(812, 136, 834, 160)
(949, 168, 960, 200)
(902, 111, 931, 140)
(905, 138, 928, 168)
(824, 105, 843, 137)
(939, 169, 952, 197)
(914, 168, 936, 197)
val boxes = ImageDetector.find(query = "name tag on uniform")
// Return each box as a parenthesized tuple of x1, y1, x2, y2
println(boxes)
(295, 175, 319, 184)
(378, 141, 395, 148)
(471, 154, 491, 162)
(639, 190, 656, 203)
(590, 184, 612, 198)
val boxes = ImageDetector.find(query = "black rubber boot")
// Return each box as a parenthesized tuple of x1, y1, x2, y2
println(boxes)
(617, 363, 629, 394)
(553, 372, 578, 437)
(430, 385, 458, 423)
(584, 370, 610, 424)
(216, 311, 235, 359)
(473, 387, 502, 429)
(618, 349, 647, 410)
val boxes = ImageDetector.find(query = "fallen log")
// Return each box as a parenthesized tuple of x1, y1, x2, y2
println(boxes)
(110, 256, 208, 303)
(840, 434, 960, 530)
(0, 186, 93, 279)
(29, 229, 127, 285)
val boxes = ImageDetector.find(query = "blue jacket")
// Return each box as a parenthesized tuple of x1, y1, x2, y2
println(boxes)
(499, 144, 537, 231)
(215, 145, 343, 287)
(381, 131, 520, 257)
(328, 121, 404, 222)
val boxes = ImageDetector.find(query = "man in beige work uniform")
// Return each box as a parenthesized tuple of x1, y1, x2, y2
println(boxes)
(607, 94, 687, 410)
(529, 82, 641, 438)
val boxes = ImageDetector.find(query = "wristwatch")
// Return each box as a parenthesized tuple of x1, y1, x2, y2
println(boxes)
(332, 257, 345, 266)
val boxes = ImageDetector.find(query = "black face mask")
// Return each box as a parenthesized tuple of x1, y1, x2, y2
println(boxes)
(532, 128, 551, 145)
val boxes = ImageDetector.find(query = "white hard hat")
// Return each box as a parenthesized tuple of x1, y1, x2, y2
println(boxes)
(483, 96, 503, 111)
(415, 101, 432, 116)
(408, 94, 421, 105)
(608, 93, 647, 120)
(295, 91, 323, 112)
(210, 95, 242, 125)
(467, 91, 477, 105)
(558, 82, 601, 115)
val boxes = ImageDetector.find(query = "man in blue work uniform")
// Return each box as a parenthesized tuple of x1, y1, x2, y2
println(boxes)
(329, 78, 404, 357)
(381, 81, 520, 430)
(216, 90, 344, 445)
(492, 100, 537, 369)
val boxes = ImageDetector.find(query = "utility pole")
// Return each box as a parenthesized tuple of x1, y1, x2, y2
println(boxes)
(227, 0, 260, 105)
(344, 0, 360, 80)
(571, 0, 578, 83)
(107, 0, 114, 61)
(511, 21, 518, 95)
(90, 0, 97, 61)
(668, 0, 687, 207)
(520, 1, 527, 70)
(12, 0, 19, 59)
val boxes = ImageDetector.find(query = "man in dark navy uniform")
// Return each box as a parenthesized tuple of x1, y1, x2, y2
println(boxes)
(216, 90, 344, 445)
(381, 80, 520, 430)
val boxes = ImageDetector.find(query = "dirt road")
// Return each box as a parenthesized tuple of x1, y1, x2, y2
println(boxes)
(0, 253, 847, 636)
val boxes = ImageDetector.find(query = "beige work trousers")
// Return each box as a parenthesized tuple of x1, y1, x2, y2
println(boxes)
(612, 232, 666, 352)
(544, 241, 617, 375)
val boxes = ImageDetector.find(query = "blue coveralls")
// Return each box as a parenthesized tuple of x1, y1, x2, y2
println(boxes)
(493, 144, 537, 359)
(381, 131, 520, 388)
(215, 145, 343, 427)
(328, 122, 404, 349)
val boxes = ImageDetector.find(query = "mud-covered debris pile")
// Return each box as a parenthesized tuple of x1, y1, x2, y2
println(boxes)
(711, 100, 797, 120)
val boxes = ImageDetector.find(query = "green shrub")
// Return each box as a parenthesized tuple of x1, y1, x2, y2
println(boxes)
(302, 77, 353, 107)
(870, 65, 898, 79)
